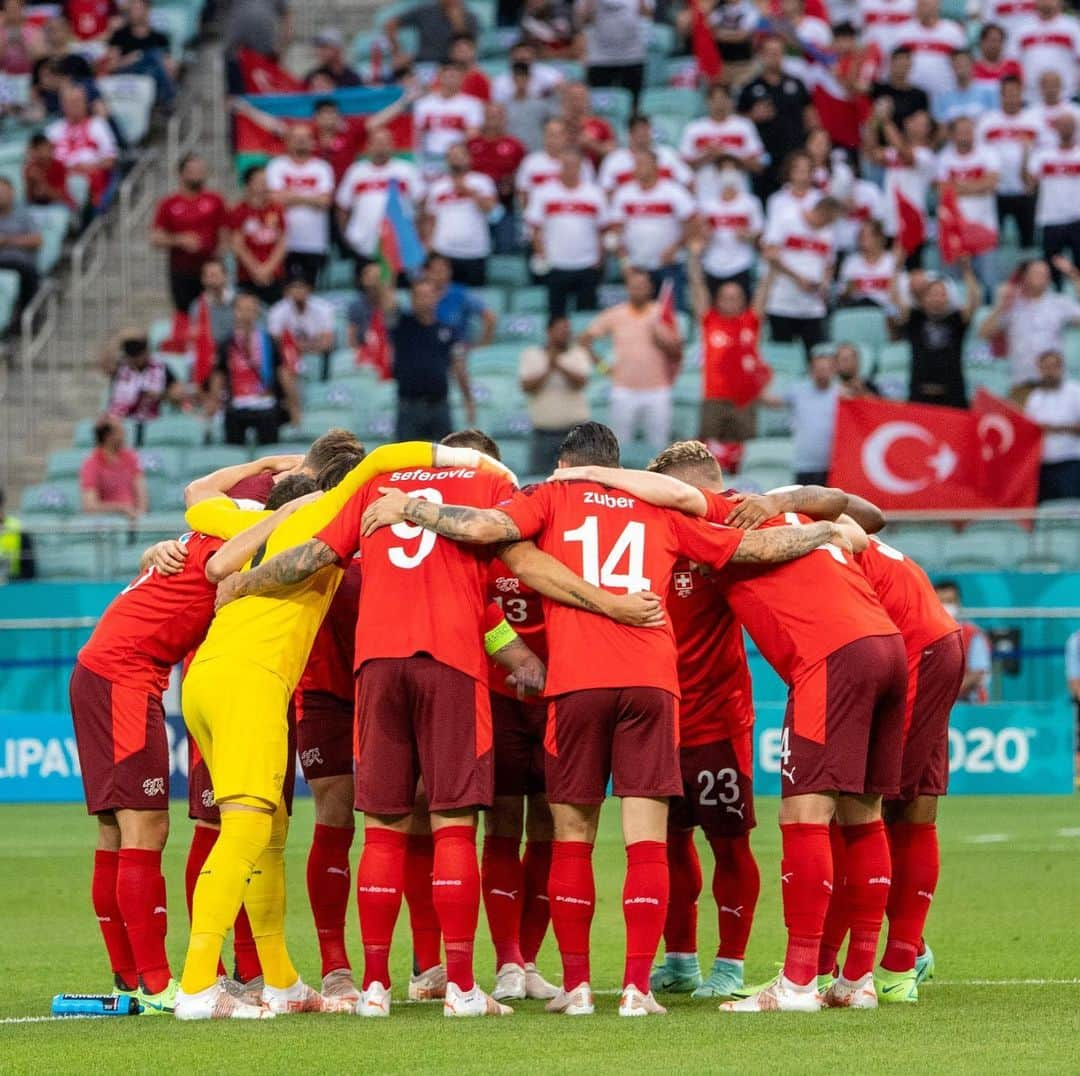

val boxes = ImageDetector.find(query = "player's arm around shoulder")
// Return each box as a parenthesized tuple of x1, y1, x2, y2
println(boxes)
(730, 519, 858, 563)
(360, 485, 524, 544)
(549, 466, 708, 516)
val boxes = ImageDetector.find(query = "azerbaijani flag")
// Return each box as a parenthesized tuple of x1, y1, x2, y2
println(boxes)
(378, 178, 425, 280)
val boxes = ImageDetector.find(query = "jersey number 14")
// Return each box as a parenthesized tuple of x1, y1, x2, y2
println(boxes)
(563, 516, 652, 594)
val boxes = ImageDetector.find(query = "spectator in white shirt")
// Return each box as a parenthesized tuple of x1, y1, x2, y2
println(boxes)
(525, 147, 607, 317)
(860, 0, 917, 58)
(1026, 113, 1080, 281)
(421, 141, 497, 284)
(980, 0, 1034, 43)
(839, 219, 897, 308)
(1024, 349, 1080, 500)
(491, 39, 564, 103)
(1013, 0, 1080, 100)
(413, 59, 484, 163)
(335, 127, 424, 269)
(45, 82, 117, 211)
(937, 115, 1002, 292)
(696, 157, 763, 301)
(268, 272, 336, 380)
(762, 195, 842, 357)
(977, 75, 1049, 249)
(598, 114, 693, 194)
(778, 0, 832, 50)
(765, 148, 822, 222)
(893, 0, 966, 97)
(515, 117, 594, 204)
(1030, 69, 1080, 134)
(835, 178, 886, 256)
(609, 148, 698, 307)
(679, 83, 765, 202)
(266, 124, 335, 286)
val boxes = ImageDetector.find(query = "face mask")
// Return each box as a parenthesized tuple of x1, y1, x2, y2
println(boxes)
(941, 601, 960, 618)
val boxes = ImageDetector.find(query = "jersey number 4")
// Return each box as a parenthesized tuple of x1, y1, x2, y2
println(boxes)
(563, 516, 652, 594)
(388, 488, 443, 569)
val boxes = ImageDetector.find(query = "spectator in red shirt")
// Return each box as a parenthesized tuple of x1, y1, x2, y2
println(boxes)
(449, 32, 491, 101)
(79, 416, 147, 519)
(230, 163, 288, 305)
(150, 153, 228, 317)
(23, 132, 72, 208)
(64, 0, 116, 42)
(557, 80, 616, 165)
(466, 101, 526, 253)
(312, 97, 362, 183)
(972, 22, 1023, 92)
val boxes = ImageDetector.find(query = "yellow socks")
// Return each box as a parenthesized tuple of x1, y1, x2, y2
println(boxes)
(243, 801, 298, 990)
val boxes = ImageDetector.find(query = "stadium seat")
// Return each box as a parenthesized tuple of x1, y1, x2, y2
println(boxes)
(299, 409, 355, 441)
(305, 379, 363, 411)
(34, 542, 116, 580)
(742, 437, 793, 470)
(141, 414, 205, 448)
(45, 448, 88, 480)
(148, 476, 188, 512)
(641, 87, 703, 119)
(0, 160, 24, 202)
(136, 446, 185, 479)
(329, 348, 375, 380)
(1038, 526, 1080, 567)
(546, 60, 584, 82)
(671, 401, 698, 439)
(762, 341, 805, 377)
(589, 87, 633, 125)
(135, 511, 186, 545)
(185, 445, 250, 475)
(876, 341, 912, 374)
(885, 526, 948, 568)
(98, 75, 156, 145)
(469, 343, 521, 373)
(1064, 327, 1080, 375)
(739, 465, 791, 494)
(647, 22, 677, 55)
(476, 26, 518, 59)
(495, 312, 545, 344)
(650, 114, 685, 148)
(509, 286, 548, 313)
(831, 306, 889, 349)
(472, 286, 508, 317)
(0, 269, 19, 335)
(487, 255, 531, 289)
(20, 480, 81, 514)
(967, 363, 1011, 397)
(496, 436, 531, 476)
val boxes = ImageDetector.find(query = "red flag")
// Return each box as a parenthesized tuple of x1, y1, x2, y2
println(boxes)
(895, 187, 926, 256)
(656, 279, 684, 373)
(279, 327, 301, 375)
(356, 307, 393, 380)
(161, 310, 190, 354)
(191, 298, 215, 384)
(704, 438, 745, 476)
(827, 396, 1042, 510)
(689, 0, 723, 83)
(937, 184, 998, 264)
(235, 47, 305, 95)
(724, 346, 773, 408)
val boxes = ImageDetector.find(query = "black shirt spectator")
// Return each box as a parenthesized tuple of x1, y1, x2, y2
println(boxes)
(304, 27, 363, 88)
(108, 22, 169, 56)
(871, 48, 930, 140)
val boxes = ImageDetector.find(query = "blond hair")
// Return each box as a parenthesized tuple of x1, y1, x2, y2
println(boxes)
(647, 440, 723, 482)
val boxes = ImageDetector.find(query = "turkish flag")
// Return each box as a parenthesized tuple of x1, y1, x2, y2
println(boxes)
(236, 47, 305, 95)
(829, 396, 1041, 510)
(192, 298, 215, 385)
(689, 0, 723, 83)
(937, 184, 998, 264)
(895, 188, 926, 256)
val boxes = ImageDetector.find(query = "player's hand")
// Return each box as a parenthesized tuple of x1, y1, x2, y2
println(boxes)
(260, 453, 306, 474)
(606, 590, 665, 628)
(832, 519, 867, 553)
(506, 654, 546, 699)
(361, 487, 412, 536)
(214, 572, 243, 610)
(724, 492, 781, 530)
(145, 538, 188, 575)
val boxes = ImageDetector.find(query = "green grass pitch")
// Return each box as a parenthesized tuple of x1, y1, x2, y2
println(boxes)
(1, 796, 1078, 1073)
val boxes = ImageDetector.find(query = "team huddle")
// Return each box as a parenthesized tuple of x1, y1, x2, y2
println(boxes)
(68, 420, 962, 1020)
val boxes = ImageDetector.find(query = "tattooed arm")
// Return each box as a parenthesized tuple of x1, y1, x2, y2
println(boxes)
(730, 521, 850, 563)
(723, 485, 885, 533)
(213, 537, 339, 607)
(360, 486, 522, 544)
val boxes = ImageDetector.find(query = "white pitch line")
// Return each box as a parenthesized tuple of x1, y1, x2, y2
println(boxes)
(964, 833, 1011, 844)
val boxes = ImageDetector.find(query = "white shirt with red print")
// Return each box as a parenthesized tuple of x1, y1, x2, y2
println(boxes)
(936, 143, 1001, 234)
(980, 0, 1037, 41)
(1012, 12, 1080, 98)
(425, 171, 497, 258)
(858, 0, 916, 55)
(524, 179, 608, 269)
(598, 146, 693, 193)
(609, 178, 697, 270)
(892, 17, 967, 96)
(413, 92, 484, 157)
(699, 191, 764, 278)
(515, 150, 596, 197)
(976, 108, 1051, 194)
(1027, 143, 1080, 226)
(265, 154, 335, 254)
(764, 203, 835, 319)
(881, 143, 936, 236)
(835, 178, 885, 252)
(840, 249, 897, 307)
(335, 158, 424, 257)
(46, 115, 117, 169)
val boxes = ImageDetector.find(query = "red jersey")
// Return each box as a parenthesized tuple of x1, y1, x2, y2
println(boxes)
(466, 135, 527, 187)
(78, 532, 222, 693)
(486, 557, 547, 697)
(316, 465, 515, 683)
(66, 0, 113, 38)
(153, 190, 228, 275)
(298, 558, 361, 701)
(225, 470, 275, 505)
(499, 481, 744, 696)
(704, 494, 899, 684)
(669, 560, 754, 746)
(229, 200, 286, 282)
(701, 309, 762, 401)
(461, 69, 492, 101)
(855, 535, 957, 657)
(315, 127, 362, 182)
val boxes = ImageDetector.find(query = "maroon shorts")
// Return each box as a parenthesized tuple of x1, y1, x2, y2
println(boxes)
(491, 692, 547, 797)
(781, 634, 907, 799)
(668, 732, 756, 838)
(187, 719, 298, 824)
(355, 656, 493, 815)
(69, 660, 169, 815)
(295, 688, 354, 782)
(893, 630, 965, 801)
(544, 687, 681, 806)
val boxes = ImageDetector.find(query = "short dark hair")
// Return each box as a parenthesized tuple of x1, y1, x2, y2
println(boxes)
(29, 132, 51, 148)
(833, 20, 857, 35)
(313, 96, 338, 113)
(547, 314, 569, 330)
(265, 473, 318, 510)
(304, 427, 365, 477)
(178, 152, 201, 173)
(93, 418, 115, 446)
(316, 450, 365, 491)
(441, 428, 501, 459)
(450, 31, 476, 45)
(934, 578, 960, 596)
(241, 164, 265, 186)
(629, 113, 651, 129)
(1001, 74, 1022, 88)
(892, 44, 913, 58)
(558, 422, 620, 468)
(980, 21, 1004, 39)
(511, 60, 530, 76)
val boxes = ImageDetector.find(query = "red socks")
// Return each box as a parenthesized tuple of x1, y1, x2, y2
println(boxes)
(818, 822, 850, 976)
(185, 825, 228, 979)
(92, 849, 137, 990)
(232, 906, 262, 983)
(520, 839, 552, 965)
(548, 841, 595, 991)
(841, 820, 892, 981)
(779, 822, 833, 986)
(481, 835, 525, 969)
(709, 834, 760, 962)
(307, 823, 354, 977)
(357, 827, 407, 989)
(115, 848, 171, 995)
(882, 821, 939, 973)
(663, 829, 701, 954)
(622, 840, 669, 992)
(404, 834, 442, 973)
(431, 825, 481, 992)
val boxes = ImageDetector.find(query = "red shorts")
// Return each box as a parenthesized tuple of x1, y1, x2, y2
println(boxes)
(668, 732, 756, 838)
(295, 688, 354, 782)
(894, 630, 965, 801)
(187, 721, 298, 824)
(491, 692, 547, 797)
(69, 660, 169, 815)
(354, 656, 493, 815)
(544, 688, 681, 806)
(781, 634, 907, 799)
